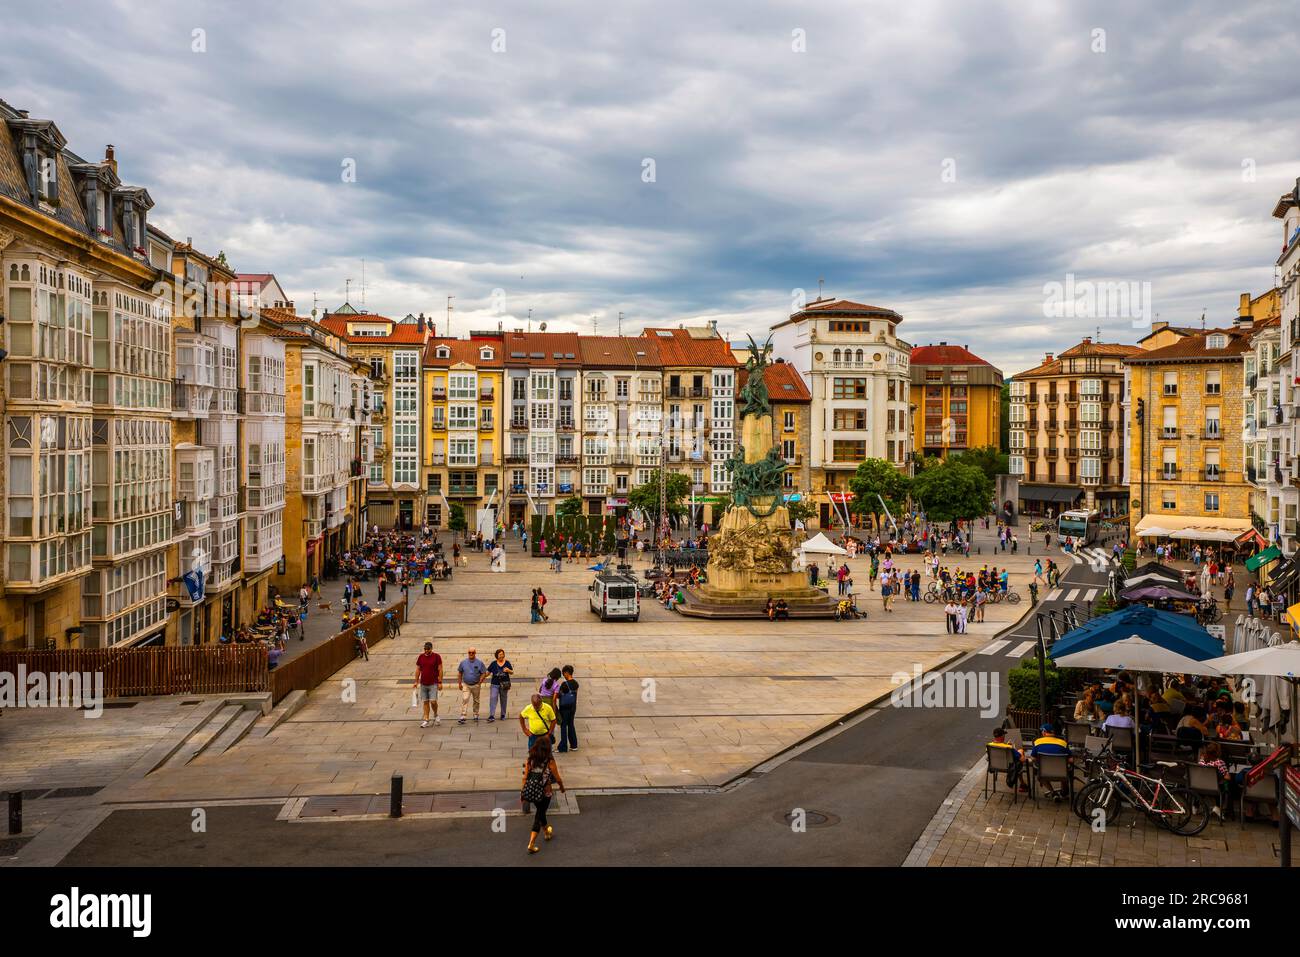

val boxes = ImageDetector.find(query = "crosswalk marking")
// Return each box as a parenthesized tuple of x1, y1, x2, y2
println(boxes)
(1008, 641, 1036, 658)
(1082, 588, 1098, 602)
(1046, 589, 1061, 601)
(1064, 588, 1080, 601)
(979, 639, 1011, 656)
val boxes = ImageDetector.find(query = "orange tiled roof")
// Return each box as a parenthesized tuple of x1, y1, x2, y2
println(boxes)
(422, 337, 505, 367)
(640, 328, 738, 367)
(910, 344, 994, 367)
(500, 331, 582, 365)
(739, 361, 810, 402)
(1057, 340, 1143, 359)
(577, 335, 662, 368)
(320, 313, 432, 345)
(1124, 328, 1252, 363)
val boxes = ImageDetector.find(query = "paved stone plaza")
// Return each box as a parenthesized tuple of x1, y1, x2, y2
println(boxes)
(2, 543, 1047, 863)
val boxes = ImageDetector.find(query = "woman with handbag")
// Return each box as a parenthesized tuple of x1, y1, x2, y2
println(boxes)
(487, 648, 513, 722)
(520, 738, 565, 854)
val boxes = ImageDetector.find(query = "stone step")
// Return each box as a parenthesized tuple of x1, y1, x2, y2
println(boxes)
(155, 704, 244, 771)
(201, 708, 261, 758)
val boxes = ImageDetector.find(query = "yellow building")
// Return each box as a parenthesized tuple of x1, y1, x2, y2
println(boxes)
(909, 343, 1002, 459)
(269, 309, 370, 591)
(421, 334, 503, 532)
(1125, 323, 1258, 544)
(321, 308, 432, 530)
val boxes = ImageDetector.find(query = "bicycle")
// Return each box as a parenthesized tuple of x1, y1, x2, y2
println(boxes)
(1072, 744, 1208, 835)
(384, 611, 401, 639)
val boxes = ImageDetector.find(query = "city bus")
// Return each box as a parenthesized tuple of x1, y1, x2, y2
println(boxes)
(1057, 509, 1100, 546)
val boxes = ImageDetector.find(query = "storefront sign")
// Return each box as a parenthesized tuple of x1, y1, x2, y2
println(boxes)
(1285, 765, 1300, 831)
(828, 492, 855, 503)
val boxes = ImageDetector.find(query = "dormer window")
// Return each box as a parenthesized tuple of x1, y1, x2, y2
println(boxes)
(436, 345, 451, 359)
(480, 347, 494, 361)
(1206, 334, 1227, 350)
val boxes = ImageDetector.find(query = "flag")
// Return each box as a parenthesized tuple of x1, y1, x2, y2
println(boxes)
(182, 569, 205, 603)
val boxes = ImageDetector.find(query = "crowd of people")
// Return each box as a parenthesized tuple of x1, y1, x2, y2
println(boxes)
(411, 640, 582, 853)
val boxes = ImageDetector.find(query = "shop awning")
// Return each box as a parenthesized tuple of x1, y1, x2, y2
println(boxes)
(1236, 527, 1269, 549)
(1245, 545, 1283, 572)
(1134, 514, 1253, 542)
(1268, 556, 1300, 592)
(1018, 484, 1083, 503)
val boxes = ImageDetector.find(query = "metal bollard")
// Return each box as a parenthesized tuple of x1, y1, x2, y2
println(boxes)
(8, 791, 20, 835)
(390, 773, 403, 818)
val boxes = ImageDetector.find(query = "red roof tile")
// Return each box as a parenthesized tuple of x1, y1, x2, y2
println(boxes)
(577, 335, 662, 368)
(640, 328, 738, 367)
(500, 331, 582, 365)
(422, 337, 504, 367)
(910, 344, 994, 367)
(739, 361, 810, 402)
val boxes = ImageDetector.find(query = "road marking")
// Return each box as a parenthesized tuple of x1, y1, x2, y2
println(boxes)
(979, 639, 1011, 655)
(1046, 589, 1061, 601)
(1064, 588, 1080, 600)
(1008, 641, 1036, 658)
(1082, 588, 1098, 602)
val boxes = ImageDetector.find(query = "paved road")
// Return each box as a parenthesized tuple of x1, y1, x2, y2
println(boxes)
(62, 547, 1110, 866)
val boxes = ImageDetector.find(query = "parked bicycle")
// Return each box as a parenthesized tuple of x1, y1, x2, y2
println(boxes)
(1072, 742, 1209, 836)
(384, 610, 401, 639)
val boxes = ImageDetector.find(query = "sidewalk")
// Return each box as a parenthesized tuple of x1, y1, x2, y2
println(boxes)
(275, 578, 412, 667)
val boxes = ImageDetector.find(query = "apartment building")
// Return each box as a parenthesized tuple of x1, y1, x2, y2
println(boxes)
(909, 343, 1002, 459)
(1125, 323, 1257, 543)
(168, 242, 288, 644)
(321, 309, 432, 530)
(0, 104, 176, 650)
(1008, 337, 1137, 518)
(769, 298, 913, 496)
(1261, 183, 1300, 555)
(270, 310, 369, 590)
(501, 332, 581, 525)
(577, 335, 664, 515)
(739, 356, 812, 496)
(641, 326, 737, 524)
(422, 333, 503, 534)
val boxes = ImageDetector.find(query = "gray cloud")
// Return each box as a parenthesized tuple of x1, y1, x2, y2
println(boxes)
(3, 0, 1298, 374)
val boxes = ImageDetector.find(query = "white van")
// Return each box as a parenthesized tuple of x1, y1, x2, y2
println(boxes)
(588, 573, 641, 621)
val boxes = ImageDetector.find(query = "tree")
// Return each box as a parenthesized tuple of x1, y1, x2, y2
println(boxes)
(949, 445, 1009, 483)
(786, 496, 817, 527)
(847, 458, 911, 531)
(448, 503, 468, 539)
(557, 495, 583, 518)
(911, 459, 992, 524)
(628, 471, 692, 517)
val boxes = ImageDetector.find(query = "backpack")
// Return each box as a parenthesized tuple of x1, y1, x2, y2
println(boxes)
(521, 763, 549, 804)
(559, 680, 577, 710)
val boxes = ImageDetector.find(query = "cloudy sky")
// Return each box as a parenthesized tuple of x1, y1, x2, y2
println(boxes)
(4, 0, 1299, 374)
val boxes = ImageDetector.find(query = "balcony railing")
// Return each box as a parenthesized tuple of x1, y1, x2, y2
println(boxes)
(1065, 448, 1079, 460)
(1204, 469, 1222, 482)
(1162, 427, 1178, 439)
(510, 419, 528, 430)
(448, 485, 478, 496)
(1161, 467, 1180, 480)
(479, 421, 494, 432)
(1203, 428, 1222, 440)
(666, 386, 710, 398)
(430, 453, 445, 465)
(505, 455, 527, 465)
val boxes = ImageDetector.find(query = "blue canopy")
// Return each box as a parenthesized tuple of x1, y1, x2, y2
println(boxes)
(1050, 606, 1222, 662)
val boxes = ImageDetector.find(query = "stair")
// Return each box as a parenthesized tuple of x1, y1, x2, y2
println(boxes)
(153, 703, 256, 772)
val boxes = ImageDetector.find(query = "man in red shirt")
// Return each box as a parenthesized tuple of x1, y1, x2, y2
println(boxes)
(414, 641, 443, 727)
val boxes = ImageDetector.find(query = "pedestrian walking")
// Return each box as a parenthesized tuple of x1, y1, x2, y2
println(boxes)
(487, 648, 513, 722)
(311, 574, 321, 598)
(414, 641, 443, 727)
(537, 587, 549, 622)
(556, 665, 580, 753)
(378, 574, 388, 604)
(457, 647, 488, 724)
(944, 599, 958, 634)
(521, 737, 565, 854)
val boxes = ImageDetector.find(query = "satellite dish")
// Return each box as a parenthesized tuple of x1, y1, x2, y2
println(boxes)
(540, 322, 548, 331)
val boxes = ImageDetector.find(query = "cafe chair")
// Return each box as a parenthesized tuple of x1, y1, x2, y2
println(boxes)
(1186, 764, 1226, 825)
(1033, 753, 1073, 807)
(1107, 726, 1135, 763)
(984, 745, 1022, 803)
(1064, 722, 1090, 750)
(1239, 774, 1279, 829)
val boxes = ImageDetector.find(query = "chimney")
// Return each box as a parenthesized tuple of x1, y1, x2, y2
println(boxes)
(939, 341, 947, 346)
(1045, 353, 1054, 363)
(1082, 336, 1092, 345)
(104, 144, 117, 175)
(1238, 293, 1253, 325)
(417, 312, 425, 332)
